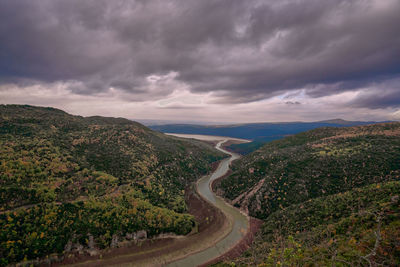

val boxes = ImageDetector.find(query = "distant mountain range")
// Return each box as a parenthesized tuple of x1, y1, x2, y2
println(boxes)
(150, 119, 389, 154)
(136, 119, 229, 126)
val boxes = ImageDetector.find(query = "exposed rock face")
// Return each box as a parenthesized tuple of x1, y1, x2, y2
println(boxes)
(29, 231, 152, 266)
(88, 234, 95, 249)
(126, 233, 135, 240)
(64, 240, 72, 253)
(154, 232, 180, 239)
(72, 243, 84, 254)
(111, 234, 119, 248)
(232, 178, 265, 214)
(137, 230, 147, 240)
(125, 230, 148, 241)
(87, 249, 99, 256)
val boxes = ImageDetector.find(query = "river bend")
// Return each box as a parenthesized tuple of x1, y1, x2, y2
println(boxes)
(167, 140, 249, 266)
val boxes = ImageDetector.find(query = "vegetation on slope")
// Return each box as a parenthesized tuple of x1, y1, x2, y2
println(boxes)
(225, 137, 281, 155)
(0, 105, 224, 265)
(226, 182, 400, 266)
(214, 122, 400, 266)
(217, 123, 400, 219)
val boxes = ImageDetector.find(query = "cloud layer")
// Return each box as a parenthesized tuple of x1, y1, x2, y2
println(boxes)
(1, 0, 400, 121)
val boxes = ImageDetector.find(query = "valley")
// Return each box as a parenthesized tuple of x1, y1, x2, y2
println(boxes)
(0, 105, 227, 265)
(1, 105, 399, 266)
(2, 1, 400, 266)
(61, 136, 257, 267)
(0, 106, 259, 266)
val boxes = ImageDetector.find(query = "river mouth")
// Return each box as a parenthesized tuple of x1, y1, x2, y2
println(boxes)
(166, 138, 249, 267)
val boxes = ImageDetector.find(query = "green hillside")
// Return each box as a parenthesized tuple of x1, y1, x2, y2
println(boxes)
(215, 123, 400, 266)
(0, 105, 224, 265)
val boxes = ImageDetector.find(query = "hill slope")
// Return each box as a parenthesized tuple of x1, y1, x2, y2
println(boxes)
(0, 105, 224, 265)
(214, 123, 400, 266)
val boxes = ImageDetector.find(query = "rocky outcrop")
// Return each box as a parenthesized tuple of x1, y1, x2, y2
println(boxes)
(232, 178, 265, 214)
(125, 230, 148, 242)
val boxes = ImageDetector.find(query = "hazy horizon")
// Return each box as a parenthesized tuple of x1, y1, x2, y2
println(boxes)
(137, 117, 394, 126)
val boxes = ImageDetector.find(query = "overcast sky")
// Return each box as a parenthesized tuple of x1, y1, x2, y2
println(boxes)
(1, 0, 400, 123)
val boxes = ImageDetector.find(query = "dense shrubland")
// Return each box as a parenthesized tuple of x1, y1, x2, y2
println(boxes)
(217, 123, 400, 219)
(0, 105, 224, 265)
(1, 193, 195, 265)
(215, 123, 400, 266)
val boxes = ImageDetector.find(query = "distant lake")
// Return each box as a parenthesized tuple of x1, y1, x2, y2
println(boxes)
(165, 133, 250, 143)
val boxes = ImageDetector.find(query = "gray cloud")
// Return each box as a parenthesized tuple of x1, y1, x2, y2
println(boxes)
(349, 78, 400, 109)
(1, 0, 400, 108)
(285, 101, 301, 105)
(157, 105, 201, 110)
(354, 91, 400, 109)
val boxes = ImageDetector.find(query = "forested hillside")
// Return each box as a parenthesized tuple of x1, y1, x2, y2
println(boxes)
(0, 105, 224, 265)
(215, 123, 400, 266)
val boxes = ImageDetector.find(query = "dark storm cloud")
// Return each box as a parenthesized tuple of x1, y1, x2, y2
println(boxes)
(1, 0, 400, 107)
(350, 78, 400, 109)
(354, 91, 400, 109)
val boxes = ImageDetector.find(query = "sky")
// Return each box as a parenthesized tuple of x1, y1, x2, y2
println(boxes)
(1, 0, 400, 123)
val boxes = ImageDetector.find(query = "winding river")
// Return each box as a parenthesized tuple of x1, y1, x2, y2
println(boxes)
(166, 135, 249, 267)
(66, 135, 250, 267)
